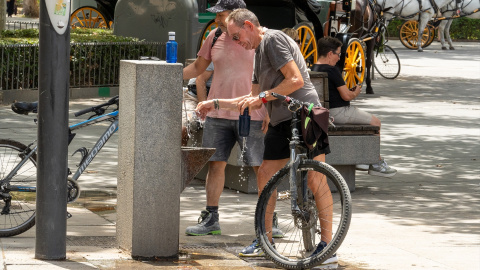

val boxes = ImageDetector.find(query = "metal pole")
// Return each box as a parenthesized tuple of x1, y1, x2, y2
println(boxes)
(35, 0, 70, 260)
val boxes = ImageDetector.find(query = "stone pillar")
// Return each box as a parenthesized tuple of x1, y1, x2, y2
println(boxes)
(117, 60, 183, 259)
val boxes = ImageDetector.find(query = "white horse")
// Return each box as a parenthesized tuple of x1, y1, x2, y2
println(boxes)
(438, 0, 480, 50)
(375, 0, 462, 51)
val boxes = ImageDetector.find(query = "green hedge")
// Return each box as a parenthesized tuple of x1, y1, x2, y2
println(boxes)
(1, 29, 162, 90)
(0, 28, 141, 44)
(387, 17, 480, 40)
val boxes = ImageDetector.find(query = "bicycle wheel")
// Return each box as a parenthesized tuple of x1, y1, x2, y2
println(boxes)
(296, 169, 317, 252)
(0, 139, 37, 237)
(373, 44, 401, 79)
(255, 159, 352, 269)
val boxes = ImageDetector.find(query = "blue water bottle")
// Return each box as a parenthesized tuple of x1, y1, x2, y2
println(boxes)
(166, 31, 178, 63)
(239, 107, 250, 137)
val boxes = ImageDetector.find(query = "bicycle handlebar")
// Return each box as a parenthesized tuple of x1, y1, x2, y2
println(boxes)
(271, 92, 305, 112)
(74, 95, 119, 117)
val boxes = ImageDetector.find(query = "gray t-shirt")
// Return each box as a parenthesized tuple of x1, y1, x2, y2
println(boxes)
(253, 29, 320, 127)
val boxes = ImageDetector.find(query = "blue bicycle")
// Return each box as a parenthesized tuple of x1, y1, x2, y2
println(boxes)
(0, 96, 119, 237)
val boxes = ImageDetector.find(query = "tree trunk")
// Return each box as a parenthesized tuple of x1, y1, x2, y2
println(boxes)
(23, 0, 40, 18)
(0, 0, 6, 32)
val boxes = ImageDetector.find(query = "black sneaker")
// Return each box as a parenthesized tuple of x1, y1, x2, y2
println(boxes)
(185, 210, 221, 236)
(311, 241, 338, 264)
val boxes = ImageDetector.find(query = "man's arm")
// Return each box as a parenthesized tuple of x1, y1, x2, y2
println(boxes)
(265, 60, 304, 99)
(251, 83, 269, 133)
(195, 70, 213, 102)
(239, 60, 304, 110)
(251, 83, 261, 96)
(183, 56, 211, 80)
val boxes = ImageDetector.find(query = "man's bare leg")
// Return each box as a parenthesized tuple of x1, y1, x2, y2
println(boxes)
(309, 154, 333, 243)
(257, 159, 289, 243)
(206, 161, 227, 206)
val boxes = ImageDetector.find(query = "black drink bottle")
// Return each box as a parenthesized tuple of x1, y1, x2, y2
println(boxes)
(239, 107, 250, 137)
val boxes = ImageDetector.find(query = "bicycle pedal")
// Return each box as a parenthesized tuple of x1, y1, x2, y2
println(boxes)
(67, 211, 72, 219)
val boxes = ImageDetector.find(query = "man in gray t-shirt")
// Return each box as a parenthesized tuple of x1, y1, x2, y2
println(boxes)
(226, 9, 335, 261)
(253, 30, 320, 126)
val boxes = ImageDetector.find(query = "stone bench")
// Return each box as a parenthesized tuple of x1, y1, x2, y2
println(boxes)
(191, 72, 380, 193)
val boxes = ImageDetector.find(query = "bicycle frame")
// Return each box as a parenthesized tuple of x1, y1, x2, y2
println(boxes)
(69, 111, 118, 181)
(287, 107, 310, 215)
(2, 110, 118, 189)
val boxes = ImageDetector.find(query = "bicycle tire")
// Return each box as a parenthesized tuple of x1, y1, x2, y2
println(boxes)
(255, 159, 352, 269)
(296, 170, 316, 252)
(0, 139, 37, 237)
(373, 44, 401, 79)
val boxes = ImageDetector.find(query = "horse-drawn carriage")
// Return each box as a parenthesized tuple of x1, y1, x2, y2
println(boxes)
(70, 0, 117, 29)
(398, 0, 479, 50)
(112, 0, 399, 90)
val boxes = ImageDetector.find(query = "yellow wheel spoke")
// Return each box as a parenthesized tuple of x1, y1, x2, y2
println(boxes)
(343, 39, 365, 87)
(295, 25, 317, 68)
(71, 7, 108, 29)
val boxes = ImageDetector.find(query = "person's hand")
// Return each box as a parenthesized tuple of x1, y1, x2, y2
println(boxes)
(195, 100, 214, 120)
(262, 114, 270, 134)
(237, 96, 263, 114)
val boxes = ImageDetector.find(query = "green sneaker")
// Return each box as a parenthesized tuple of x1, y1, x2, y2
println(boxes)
(185, 210, 221, 236)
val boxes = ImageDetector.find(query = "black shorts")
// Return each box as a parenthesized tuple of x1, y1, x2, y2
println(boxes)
(263, 120, 330, 160)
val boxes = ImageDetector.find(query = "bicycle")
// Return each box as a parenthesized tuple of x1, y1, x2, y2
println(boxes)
(255, 93, 352, 269)
(0, 96, 119, 237)
(371, 13, 401, 79)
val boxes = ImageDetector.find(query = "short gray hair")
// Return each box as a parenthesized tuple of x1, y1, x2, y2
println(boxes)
(226, 8, 260, 27)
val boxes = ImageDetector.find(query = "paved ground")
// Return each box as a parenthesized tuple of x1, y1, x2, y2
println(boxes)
(0, 40, 479, 269)
(5, 15, 39, 30)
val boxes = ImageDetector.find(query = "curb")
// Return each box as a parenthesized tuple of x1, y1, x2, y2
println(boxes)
(0, 87, 119, 104)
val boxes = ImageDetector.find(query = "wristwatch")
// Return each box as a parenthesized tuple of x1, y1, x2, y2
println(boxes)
(259, 91, 268, 104)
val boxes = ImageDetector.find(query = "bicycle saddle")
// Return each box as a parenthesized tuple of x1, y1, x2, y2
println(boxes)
(11, 101, 38, 115)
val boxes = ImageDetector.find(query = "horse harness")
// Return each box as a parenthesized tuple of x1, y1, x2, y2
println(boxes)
(376, 0, 474, 20)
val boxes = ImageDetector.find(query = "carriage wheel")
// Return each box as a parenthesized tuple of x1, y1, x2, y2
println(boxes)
(197, 19, 218, 50)
(424, 23, 436, 48)
(70, 6, 110, 29)
(294, 23, 318, 68)
(399, 20, 431, 50)
(343, 38, 365, 89)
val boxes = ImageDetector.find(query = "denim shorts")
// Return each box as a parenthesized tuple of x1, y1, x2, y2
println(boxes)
(202, 117, 264, 166)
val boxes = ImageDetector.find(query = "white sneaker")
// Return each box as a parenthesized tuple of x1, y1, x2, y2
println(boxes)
(368, 159, 397, 178)
(321, 254, 338, 264)
(355, 164, 369, 171)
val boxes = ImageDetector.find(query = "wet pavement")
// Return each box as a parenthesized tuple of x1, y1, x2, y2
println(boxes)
(0, 40, 479, 269)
